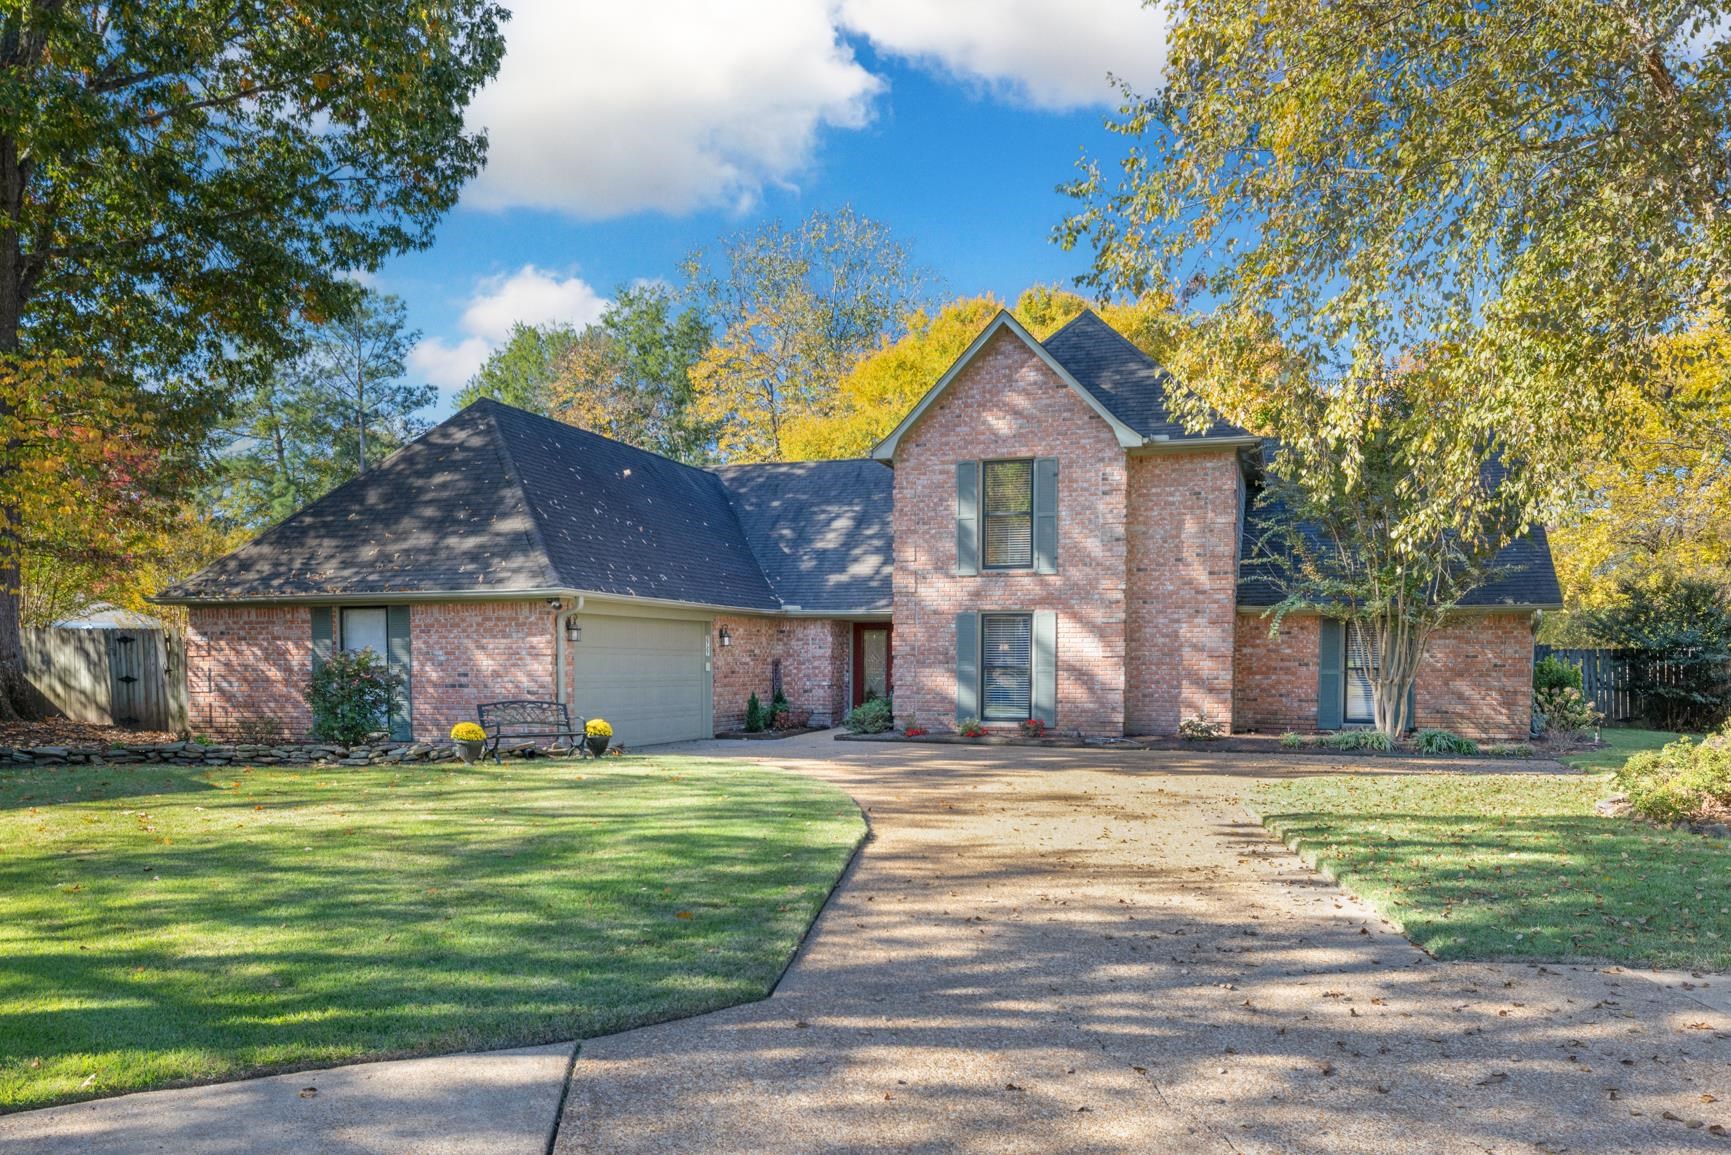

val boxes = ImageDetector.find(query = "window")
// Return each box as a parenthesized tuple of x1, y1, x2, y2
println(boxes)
(982, 613, 1032, 720)
(340, 607, 389, 657)
(1345, 623, 1375, 724)
(982, 459, 1033, 569)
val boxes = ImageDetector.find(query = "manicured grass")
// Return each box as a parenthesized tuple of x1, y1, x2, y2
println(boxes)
(0, 757, 864, 1112)
(1558, 727, 1696, 773)
(1253, 773, 1731, 971)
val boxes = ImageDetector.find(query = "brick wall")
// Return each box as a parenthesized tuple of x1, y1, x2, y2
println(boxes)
(1125, 451, 1241, 734)
(1231, 612, 1320, 733)
(186, 605, 314, 738)
(1417, 613, 1536, 740)
(712, 614, 852, 731)
(1231, 610, 1536, 739)
(890, 327, 1128, 735)
(411, 601, 555, 740)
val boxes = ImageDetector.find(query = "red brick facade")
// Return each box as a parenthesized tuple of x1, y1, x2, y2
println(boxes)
(1231, 611, 1537, 740)
(411, 601, 556, 740)
(1125, 451, 1241, 734)
(711, 614, 852, 731)
(890, 327, 1129, 734)
(187, 605, 314, 738)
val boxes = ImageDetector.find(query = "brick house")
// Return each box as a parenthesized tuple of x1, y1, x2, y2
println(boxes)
(159, 310, 1560, 744)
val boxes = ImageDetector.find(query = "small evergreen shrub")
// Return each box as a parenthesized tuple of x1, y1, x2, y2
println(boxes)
(1535, 685, 1601, 737)
(1533, 654, 1584, 694)
(1414, 728, 1479, 756)
(846, 696, 893, 734)
(305, 650, 402, 745)
(1615, 729, 1731, 824)
(744, 692, 766, 733)
(1178, 713, 1225, 740)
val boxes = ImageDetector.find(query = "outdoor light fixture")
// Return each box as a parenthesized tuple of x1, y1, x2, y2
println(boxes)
(565, 618, 582, 643)
(718, 626, 732, 647)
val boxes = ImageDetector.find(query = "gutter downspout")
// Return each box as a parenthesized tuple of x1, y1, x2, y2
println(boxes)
(554, 596, 584, 708)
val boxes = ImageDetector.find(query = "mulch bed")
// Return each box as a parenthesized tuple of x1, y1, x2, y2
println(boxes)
(713, 726, 829, 741)
(0, 718, 180, 747)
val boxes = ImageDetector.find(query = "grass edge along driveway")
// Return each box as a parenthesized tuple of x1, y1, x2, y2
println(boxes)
(1252, 771, 1731, 972)
(0, 756, 865, 1113)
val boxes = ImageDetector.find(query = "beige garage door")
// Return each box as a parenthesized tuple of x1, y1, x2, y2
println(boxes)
(570, 616, 711, 748)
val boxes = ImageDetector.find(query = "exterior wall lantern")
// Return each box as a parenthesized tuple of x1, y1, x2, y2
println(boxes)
(565, 617, 582, 643)
(718, 625, 732, 647)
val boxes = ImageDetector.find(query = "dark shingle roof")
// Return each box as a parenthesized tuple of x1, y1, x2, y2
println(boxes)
(163, 400, 781, 610)
(712, 460, 893, 614)
(1041, 311, 1250, 442)
(1236, 485, 1564, 609)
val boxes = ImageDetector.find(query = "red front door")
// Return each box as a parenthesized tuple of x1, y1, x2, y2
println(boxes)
(852, 623, 892, 708)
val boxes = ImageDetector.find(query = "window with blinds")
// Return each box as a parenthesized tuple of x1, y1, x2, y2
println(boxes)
(982, 613, 1033, 720)
(982, 459, 1033, 569)
(1345, 622, 1376, 724)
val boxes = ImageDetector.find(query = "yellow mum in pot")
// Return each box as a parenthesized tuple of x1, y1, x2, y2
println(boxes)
(585, 719, 613, 739)
(450, 722, 485, 742)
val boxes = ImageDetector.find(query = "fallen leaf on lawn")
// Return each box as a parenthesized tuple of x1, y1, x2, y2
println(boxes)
(674, 911, 693, 920)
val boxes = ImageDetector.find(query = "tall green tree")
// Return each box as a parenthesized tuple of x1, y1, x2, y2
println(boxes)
(685, 207, 931, 462)
(293, 291, 432, 476)
(1060, 1, 1731, 734)
(454, 322, 583, 414)
(550, 284, 714, 463)
(0, 1, 505, 715)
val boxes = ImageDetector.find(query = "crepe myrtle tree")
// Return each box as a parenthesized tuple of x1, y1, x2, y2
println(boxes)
(0, 1, 506, 718)
(1241, 355, 1531, 738)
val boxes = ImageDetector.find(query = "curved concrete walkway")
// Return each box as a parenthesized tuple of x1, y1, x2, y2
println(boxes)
(561, 736, 1730, 1154)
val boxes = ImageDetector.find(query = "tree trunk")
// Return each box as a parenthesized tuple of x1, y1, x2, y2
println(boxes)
(0, 127, 31, 719)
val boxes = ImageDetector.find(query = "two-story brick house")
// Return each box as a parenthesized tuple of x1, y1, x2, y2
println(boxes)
(159, 310, 1560, 744)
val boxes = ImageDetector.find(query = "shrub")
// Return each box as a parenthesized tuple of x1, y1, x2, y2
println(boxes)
(1414, 728, 1479, 756)
(1534, 685, 1601, 737)
(1020, 718, 1047, 738)
(1533, 654, 1584, 694)
(846, 696, 893, 734)
(1179, 713, 1225, 740)
(1482, 742, 1535, 758)
(1320, 729, 1393, 752)
(1615, 730, 1731, 824)
(305, 650, 402, 745)
(957, 716, 987, 738)
(450, 722, 486, 742)
(1279, 731, 1307, 749)
(744, 692, 765, 733)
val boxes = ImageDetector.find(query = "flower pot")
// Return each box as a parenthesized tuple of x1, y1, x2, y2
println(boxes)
(455, 738, 486, 764)
(586, 735, 610, 757)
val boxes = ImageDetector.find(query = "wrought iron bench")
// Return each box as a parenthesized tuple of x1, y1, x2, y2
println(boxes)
(476, 700, 585, 763)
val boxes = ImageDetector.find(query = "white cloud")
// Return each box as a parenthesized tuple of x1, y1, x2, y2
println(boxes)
(410, 266, 609, 396)
(465, 0, 883, 218)
(838, 0, 1168, 109)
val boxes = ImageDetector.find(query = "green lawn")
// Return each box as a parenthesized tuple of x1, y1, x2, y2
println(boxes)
(1558, 727, 1697, 773)
(0, 757, 864, 1113)
(1253, 772, 1731, 971)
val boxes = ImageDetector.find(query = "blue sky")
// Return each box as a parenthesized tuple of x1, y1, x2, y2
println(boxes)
(379, 0, 1169, 412)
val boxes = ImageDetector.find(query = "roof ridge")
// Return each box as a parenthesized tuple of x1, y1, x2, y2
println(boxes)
(480, 403, 566, 592)
(1041, 306, 1100, 344)
(472, 396, 723, 483)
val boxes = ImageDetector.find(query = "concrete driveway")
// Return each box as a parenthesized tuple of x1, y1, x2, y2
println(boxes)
(561, 735, 1730, 1154)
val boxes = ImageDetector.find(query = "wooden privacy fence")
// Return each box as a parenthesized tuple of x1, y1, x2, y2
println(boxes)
(22, 627, 187, 732)
(1537, 645, 1731, 729)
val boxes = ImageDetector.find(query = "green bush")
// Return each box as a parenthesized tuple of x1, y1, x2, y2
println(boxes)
(1482, 742, 1535, 758)
(1279, 731, 1307, 749)
(1534, 655, 1584, 694)
(846, 696, 893, 734)
(1586, 577, 1731, 730)
(744, 692, 766, 733)
(1414, 728, 1479, 756)
(1615, 730, 1731, 823)
(1535, 685, 1601, 736)
(1319, 729, 1392, 751)
(305, 650, 402, 745)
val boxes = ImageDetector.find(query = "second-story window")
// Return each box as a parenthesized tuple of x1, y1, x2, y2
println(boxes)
(982, 458, 1034, 569)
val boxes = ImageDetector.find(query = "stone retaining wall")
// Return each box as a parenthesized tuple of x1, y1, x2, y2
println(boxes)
(0, 740, 576, 767)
